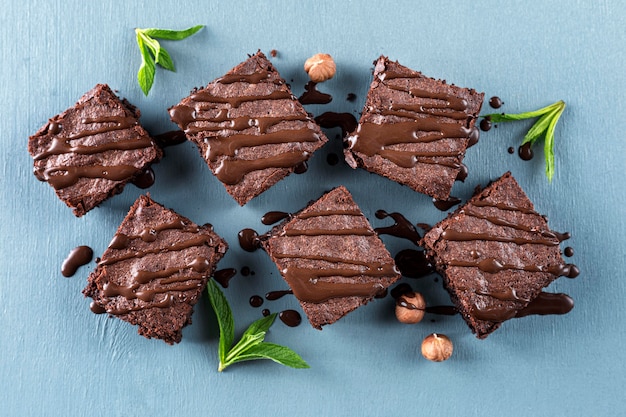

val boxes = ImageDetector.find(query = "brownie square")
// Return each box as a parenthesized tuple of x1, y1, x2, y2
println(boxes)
(83, 195, 228, 344)
(421, 172, 578, 338)
(169, 51, 328, 205)
(261, 186, 401, 329)
(28, 84, 162, 217)
(344, 56, 484, 200)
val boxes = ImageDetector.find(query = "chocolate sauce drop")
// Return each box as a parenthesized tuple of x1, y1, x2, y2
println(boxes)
(262, 309, 271, 317)
(240, 266, 252, 276)
(479, 118, 492, 132)
(375, 288, 388, 298)
(508, 146, 515, 154)
(326, 152, 340, 166)
(61, 246, 93, 277)
(347, 93, 357, 102)
(455, 164, 468, 182)
(564, 247, 574, 257)
(213, 268, 237, 288)
(261, 211, 290, 225)
(468, 127, 480, 147)
(489, 96, 503, 109)
(394, 249, 434, 278)
(238, 228, 261, 252)
(294, 161, 308, 174)
(433, 196, 461, 211)
(390, 283, 413, 299)
(265, 289, 293, 300)
(298, 81, 332, 105)
(131, 167, 156, 189)
(314, 112, 358, 137)
(425, 306, 458, 315)
(90, 301, 106, 314)
(374, 210, 421, 246)
(153, 130, 187, 147)
(518, 142, 534, 160)
(249, 295, 264, 308)
(279, 310, 302, 327)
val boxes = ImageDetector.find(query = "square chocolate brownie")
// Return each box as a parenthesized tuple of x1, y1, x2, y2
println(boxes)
(169, 51, 328, 205)
(421, 172, 578, 338)
(28, 84, 162, 216)
(83, 195, 228, 344)
(261, 186, 401, 329)
(344, 56, 484, 200)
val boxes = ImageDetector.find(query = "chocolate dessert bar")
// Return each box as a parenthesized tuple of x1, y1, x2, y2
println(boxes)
(169, 51, 328, 205)
(421, 172, 578, 338)
(83, 195, 228, 344)
(261, 186, 401, 329)
(28, 84, 162, 216)
(344, 56, 484, 200)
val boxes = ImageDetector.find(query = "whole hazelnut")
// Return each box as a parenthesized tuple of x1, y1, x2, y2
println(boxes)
(304, 53, 336, 83)
(421, 333, 453, 362)
(395, 291, 426, 324)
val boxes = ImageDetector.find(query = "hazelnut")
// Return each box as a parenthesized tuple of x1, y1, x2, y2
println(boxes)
(421, 333, 453, 362)
(395, 291, 426, 324)
(304, 53, 336, 83)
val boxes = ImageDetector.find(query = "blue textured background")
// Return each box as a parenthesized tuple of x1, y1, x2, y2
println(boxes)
(2, 1, 625, 416)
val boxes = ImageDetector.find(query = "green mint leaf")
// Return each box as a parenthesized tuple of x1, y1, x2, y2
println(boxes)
(136, 34, 155, 96)
(206, 280, 234, 366)
(134, 25, 203, 94)
(543, 103, 566, 182)
(233, 342, 310, 369)
(141, 25, 204, 40)
(221, 314, 276, 370)
(483, 100, 566, 181)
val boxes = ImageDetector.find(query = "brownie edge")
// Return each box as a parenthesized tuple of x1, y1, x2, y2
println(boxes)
(83, 195, 228, 344)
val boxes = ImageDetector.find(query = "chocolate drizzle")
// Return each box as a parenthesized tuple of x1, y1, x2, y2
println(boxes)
(515, 292, 574, 317)
(214, 268, 237, 288)
(279, 309, 302, 327)
(394, 249, 434, 278)
(433, 196, 462, 211)
(261, 211, 291, 225)
(298, 81, 332, 105)
(374, 210, 421, 246)
(265, 289, 293, 300)
(61, 245, 93, 277)
(314, 112, 358, 137)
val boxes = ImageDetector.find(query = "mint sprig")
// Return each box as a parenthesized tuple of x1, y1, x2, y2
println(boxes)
(134, 25, 204, 95)
(485, 100, 566, 182)
(206, 279, 309, 372)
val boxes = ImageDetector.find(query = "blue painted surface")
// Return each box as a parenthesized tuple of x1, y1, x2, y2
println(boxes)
(1, 1, 625, 416)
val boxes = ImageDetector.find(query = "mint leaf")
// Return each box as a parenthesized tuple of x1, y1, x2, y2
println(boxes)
(484, 100, 566, 182)
(234, 342, 310, 369)
(134, 25, 203, 95)
(206, 281, 309, 372)
(206, 280, 234, 365)
(141, 25, 204, 40)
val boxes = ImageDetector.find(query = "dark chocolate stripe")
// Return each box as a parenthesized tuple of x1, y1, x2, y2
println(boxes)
(105, 294, 174, 315)
(298, 209, 362, 219)
(131, 257, 210, 284)
(36, 164, 140, 189)
(68, 115, 138, 139)
(189, 89, 293, 109)
(207, 128, 319, 161)
(272, 253, 380, 267)
(217, 70, 272, 84)
(440, 229, 560, 246)
(214, 151, 310, 185)
(108, 219, 196, 249)
(460, 207, 560, 242)
(34, 137, 154, 161)
(99, 234, 213, 266)
(283, 227, 374, 237)
(449, 258, 578, 278)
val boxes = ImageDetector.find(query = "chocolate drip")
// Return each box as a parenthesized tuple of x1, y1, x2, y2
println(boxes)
(489, 96, 503, 109)
(214, 268, 237, 288)
(283, 227, 374, 237)
(262, 309, 271, 317)
(515, 293, 574, 317)
(390, 283, 413, 299)
(131, 167, 155, 189)
(294, 161, 308, 174)
(153, 130, 187, 147)
(315, 112, 358, 137)
(479, 117, 492, 132)
(298, 81, 332, 105)
(385, 84, 468, 113)
(68, 115, 139, 140)
(217, 70, 273, 84)
(298, 209, 362, 219)
(450, 257, 579, 278)
(34, 135, 154, 161)
(61, 246, 93, 277)
(108, 219, 193, 249)
(460, 207, 561, 241)
(279, 310, 302, 327)
(394, 249, 434, 278)
(90, 301, 107, 314)
(471, 199, 539, 215)
(518, 142, 534, 160)
(106, 294, 174, 315)
(455, 164, 469, 182)
(265, 289, 293, 300)
(374, 210, 421, 246)
(249, 295, 264, 307)
(238, 228, 263, 252)
(425, 306, 458, 315)
(189, 89, 293, 109)
(433, 196, 461, 211)
(262, 211, 291, 225)
(564, 247, 574, 257)
(441, 229, 560, 246)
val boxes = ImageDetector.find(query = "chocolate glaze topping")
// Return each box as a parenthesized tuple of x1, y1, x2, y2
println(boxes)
(298, 81, 332, 105)
(374, 210, 422, 246)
